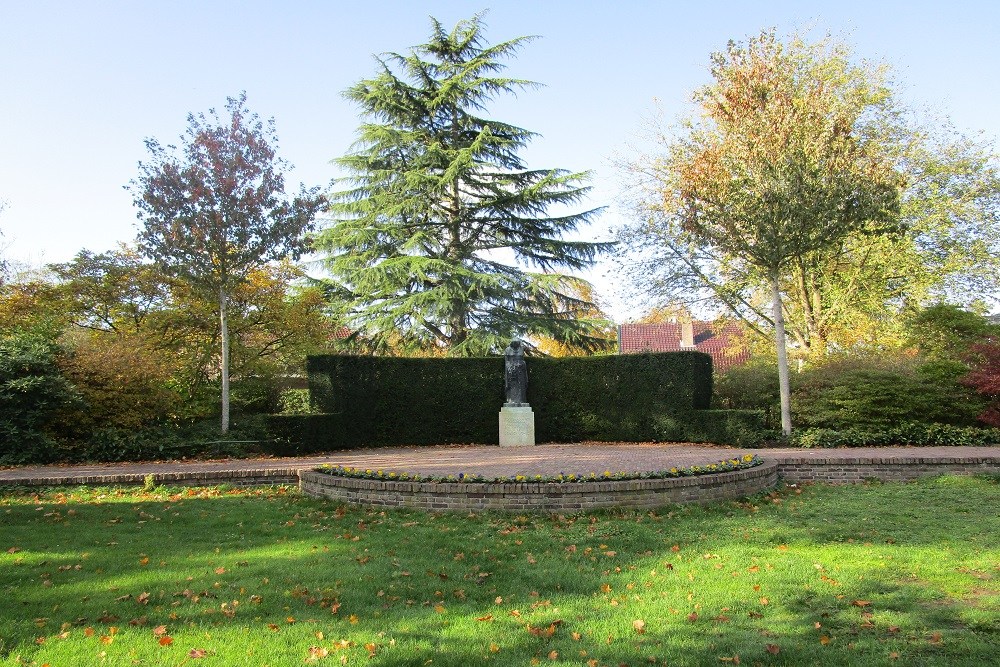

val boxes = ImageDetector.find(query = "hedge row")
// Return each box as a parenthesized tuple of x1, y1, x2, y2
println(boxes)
(264, 352, 716, 450)
(265, 408, 765, 454)
(792, 422, 1000, 448)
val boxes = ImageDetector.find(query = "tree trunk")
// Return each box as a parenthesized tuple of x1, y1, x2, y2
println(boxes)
(219, 286, 230, 434)
(771, 273, 793, 436)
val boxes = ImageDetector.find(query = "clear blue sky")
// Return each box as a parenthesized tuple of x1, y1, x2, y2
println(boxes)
(2, 0, 997, 320)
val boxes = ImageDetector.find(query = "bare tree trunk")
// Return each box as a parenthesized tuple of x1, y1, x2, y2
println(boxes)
(771, 273, 792, 436)
(219, 286, 230, 434)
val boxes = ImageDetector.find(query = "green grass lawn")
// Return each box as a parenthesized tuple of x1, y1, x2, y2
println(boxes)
(1, 476, 997, 666)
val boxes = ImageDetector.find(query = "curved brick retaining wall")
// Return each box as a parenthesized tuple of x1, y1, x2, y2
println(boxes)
(298, 461, 780, 512)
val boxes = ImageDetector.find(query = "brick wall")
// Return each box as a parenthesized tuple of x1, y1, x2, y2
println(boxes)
(298, 462, 780, 512)
(2, 468, 301, 488)
(774, 456, 1000, 484)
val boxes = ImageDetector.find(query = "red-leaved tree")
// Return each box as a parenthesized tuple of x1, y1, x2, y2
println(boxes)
(962, 342, 1000, 426)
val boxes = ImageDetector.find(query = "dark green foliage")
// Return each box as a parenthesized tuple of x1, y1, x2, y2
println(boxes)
(528, 353, 712, 442)
(315, 14, 611, 355)
(265, 414, 361, 455)
(793, 423, 1000, 448)
(65, 416, 276, 462)
(654, 409, 770, 447)
(906, 303, 998, 362)
(713, 362, 782, 428)
(0, 331, 80, 464)
(792, 357, 985, 429)
(298, 352, 713, 448)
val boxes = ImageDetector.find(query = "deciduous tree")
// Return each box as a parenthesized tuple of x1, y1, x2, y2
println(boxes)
(621, 34, 1000, 370)
(128, 94, 325, 432)
(621, 31, 901, 434)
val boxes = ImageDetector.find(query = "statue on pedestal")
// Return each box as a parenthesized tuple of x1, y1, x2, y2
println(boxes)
(504, 339, 528, 406)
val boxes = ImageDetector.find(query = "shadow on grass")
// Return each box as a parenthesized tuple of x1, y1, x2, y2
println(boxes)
(0, 476, 997, 665)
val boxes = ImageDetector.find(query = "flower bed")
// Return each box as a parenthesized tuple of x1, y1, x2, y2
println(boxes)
(314, 453, 763, 484)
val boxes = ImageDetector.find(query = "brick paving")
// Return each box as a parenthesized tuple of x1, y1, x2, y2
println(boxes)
(1, 443, 998, 487)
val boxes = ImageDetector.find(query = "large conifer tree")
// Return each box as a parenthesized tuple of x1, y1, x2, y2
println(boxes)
(315, 14, 611, 356)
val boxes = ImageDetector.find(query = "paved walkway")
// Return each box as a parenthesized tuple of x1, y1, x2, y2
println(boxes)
(1, 443, 998, 486)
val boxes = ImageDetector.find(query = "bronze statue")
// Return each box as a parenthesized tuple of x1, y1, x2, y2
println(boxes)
(504, 339, 528, 405)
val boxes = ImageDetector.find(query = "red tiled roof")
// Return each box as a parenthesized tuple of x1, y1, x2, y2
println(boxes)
(618, 322, 750, 371)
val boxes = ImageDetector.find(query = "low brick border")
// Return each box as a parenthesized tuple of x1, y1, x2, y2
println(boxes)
(298, 461, 780, 512)
(771, 452, 1000, 484)
(0, 467, 301, 488)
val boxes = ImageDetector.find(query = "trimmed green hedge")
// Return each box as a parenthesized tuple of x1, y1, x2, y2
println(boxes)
(291, 352, 714, 448)
(792, 423, 1000, 448)
(654, 409, 770, 448)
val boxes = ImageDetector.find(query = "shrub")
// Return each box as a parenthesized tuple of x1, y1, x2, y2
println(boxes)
(791, 356, 984, 429)
(0, 331, 80, 464)
(68, 415, 275, 463)
(278, 389, 314, 415)
(265, 414, 355, 455)
(56, 333, 181, 434)
(792, 423, 1000, 448)
(713, 362, 782, 428)
(653, 409, 770, 447)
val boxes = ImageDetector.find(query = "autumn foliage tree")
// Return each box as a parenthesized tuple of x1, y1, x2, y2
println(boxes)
(129, 93, 325, 432)
(622, 31, 900, 434)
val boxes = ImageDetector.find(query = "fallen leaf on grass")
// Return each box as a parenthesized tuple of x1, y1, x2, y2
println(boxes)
(687, 612, 698, 622)
(152, 625, 168, 637)
(365, 642, 377, 658)
(765, 644, 780, 655)
(851, 600, 871, 608)
(547, 650, 559, 660)
(489, 643, 500, 653)
(633, 619, 646, 634)
(476, 614, 494, 622)
(158, 636, 173, 646)
(189, 648, 207, 658)
(306, 646, 329, 661)
(820, 635, 831, 645)
(718, 656, 740, 664)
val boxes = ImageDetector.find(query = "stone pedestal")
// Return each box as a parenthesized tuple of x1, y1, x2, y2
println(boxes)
(499, 405, 535, 447)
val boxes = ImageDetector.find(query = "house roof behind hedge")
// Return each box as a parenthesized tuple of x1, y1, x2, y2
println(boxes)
(618, 322, 750, 371)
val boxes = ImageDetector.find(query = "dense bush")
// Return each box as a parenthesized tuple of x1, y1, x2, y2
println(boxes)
(654, 409, 771, 447)
(713, 362, 782, 428)
(791, 356, 985, 429)
(266, 414, 356, 455)
(56, 333, 182, 434)
(304, 352, 713, 447)
(0, 331, 80, 464)
(793, 423, 1000, 448)
(65, 415, 276, 462)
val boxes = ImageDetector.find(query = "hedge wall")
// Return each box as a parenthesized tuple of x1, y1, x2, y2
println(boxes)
(288, 352, 713, 448)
